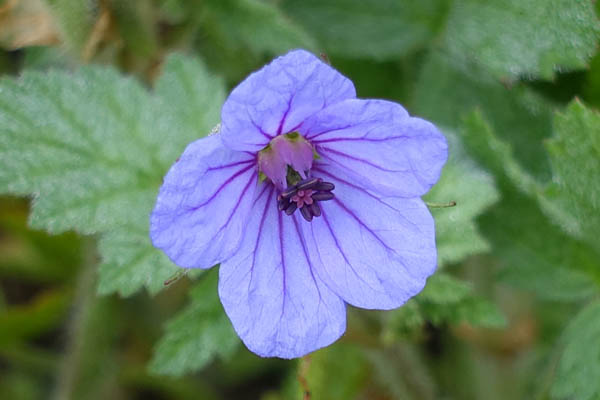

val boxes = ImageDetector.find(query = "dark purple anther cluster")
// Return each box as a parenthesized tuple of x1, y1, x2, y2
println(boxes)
(277, 178, 335, 222)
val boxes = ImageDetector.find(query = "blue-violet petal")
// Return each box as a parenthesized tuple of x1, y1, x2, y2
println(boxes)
(300, 99, 448, 198)
(220, 49, 356, 152)
(218, 184, 346, 358)
(150, 134, 258, 269)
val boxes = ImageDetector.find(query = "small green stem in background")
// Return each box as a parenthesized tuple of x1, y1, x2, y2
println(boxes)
(426, 200, 457, 208)
(52, 237, 98, 400)
(298, 355, 312, 400)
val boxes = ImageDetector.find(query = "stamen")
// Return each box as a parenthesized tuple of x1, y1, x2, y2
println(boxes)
(285, 202, 298, 215)
(300, 206, 313, 222)
(296, 178, 320, 191)
(278, 196, 290, 211)
(314, 182, 334, 191)
(311, 192, 334, 201)
(309, 203, 321, 217)
(277, 177, 335, 221)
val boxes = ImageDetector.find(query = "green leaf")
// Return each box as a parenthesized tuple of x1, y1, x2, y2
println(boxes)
(541, 101, 600, 253)
(417, 273, 507, 329)
(0, 67, 157, 233)
(282, 0, 448, 60)
(96, 228, 177, 297)
(414, 52, 555, 180)
(443, 0, 600, 80)
(425, 131, 499, 266)
(0, 53, 225, 296)
(204, 0, 317, 54)
(551, 300, 600, 400)
(149, 270, 240, 376)
(462, 113, 600, 301)
(419, 273, 473, 304)
(385, 273, 506, 336)
(154, 53, 226, 149)
(459, 111, 538, 193)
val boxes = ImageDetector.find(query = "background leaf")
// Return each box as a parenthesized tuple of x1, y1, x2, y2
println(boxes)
(149, 269, 240, 376)
(425, 131, 499, 266)
(443, 0, 600, 80)
(540, 101, 600, 253)
(282, 0, 449, 59)
(462, 112, 600, 301)
(551, 300, 600, 400)
(414, 52, 556, 180)
(203, 0, 317, 55)
(0, 53, 224, 296)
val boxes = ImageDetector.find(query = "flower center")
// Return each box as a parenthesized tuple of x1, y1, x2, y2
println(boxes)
(258, 132, 335, 222)
(277, 177, 335, 222)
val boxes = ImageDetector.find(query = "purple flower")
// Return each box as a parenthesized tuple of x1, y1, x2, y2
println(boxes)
(150, 50, 447, 358)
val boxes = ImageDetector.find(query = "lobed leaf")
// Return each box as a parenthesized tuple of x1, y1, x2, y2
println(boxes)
(148, 270, 239, 376)
(541, 101, 600, 253)
(0, 53, 224, 296)
(462, 112, 600, 301)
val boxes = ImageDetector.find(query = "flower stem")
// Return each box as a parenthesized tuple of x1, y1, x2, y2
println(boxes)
(297, 355, 312, 400)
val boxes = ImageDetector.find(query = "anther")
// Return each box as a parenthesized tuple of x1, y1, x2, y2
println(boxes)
(311, 192, 334, 201)
(281, 187, 297, 199)
(278, 197, 290, 211)
(285, 202, 298, 215)
(296, 178, 320, 191)
(313, 182, 334, 191)
(277, 177, 335, 221)
(300, 206, 313, 222)
(309, 203, 321, 217)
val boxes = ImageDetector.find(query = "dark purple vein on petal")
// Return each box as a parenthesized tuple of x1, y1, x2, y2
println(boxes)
(291, 215, 329, 341)
(312, 134, 413, 144)
(304, 124, 357, 141)
(291, 216, 323, 302)
(313, 167, 421, 231)
(318, 147, 403, 173)
(277, 96, 294, 135)
(187, 164, 254, 211)
(331, 197, 395, 253)
(244, 107, 274, 140)
(248, 185, 274, 292)
(206, 159, 254, 172)
(320, 210, 386, 293)
(277, 197, 288, 324)
(211, 173, 258, 242)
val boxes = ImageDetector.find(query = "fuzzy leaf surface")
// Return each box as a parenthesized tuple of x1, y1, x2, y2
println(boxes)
(0, 54, 225, 296)
(444, 0, 600, 79)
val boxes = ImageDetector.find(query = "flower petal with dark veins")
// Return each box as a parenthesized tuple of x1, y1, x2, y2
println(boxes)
(302, 164, 437, 309)
(150, 134, 258, 269)
(300, 99, 448, 198)
(219, 185, 346, 358)
(220, 50, 356, 152)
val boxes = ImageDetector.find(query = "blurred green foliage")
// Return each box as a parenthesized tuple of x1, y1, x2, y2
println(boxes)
(0, 0, 599, 399)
